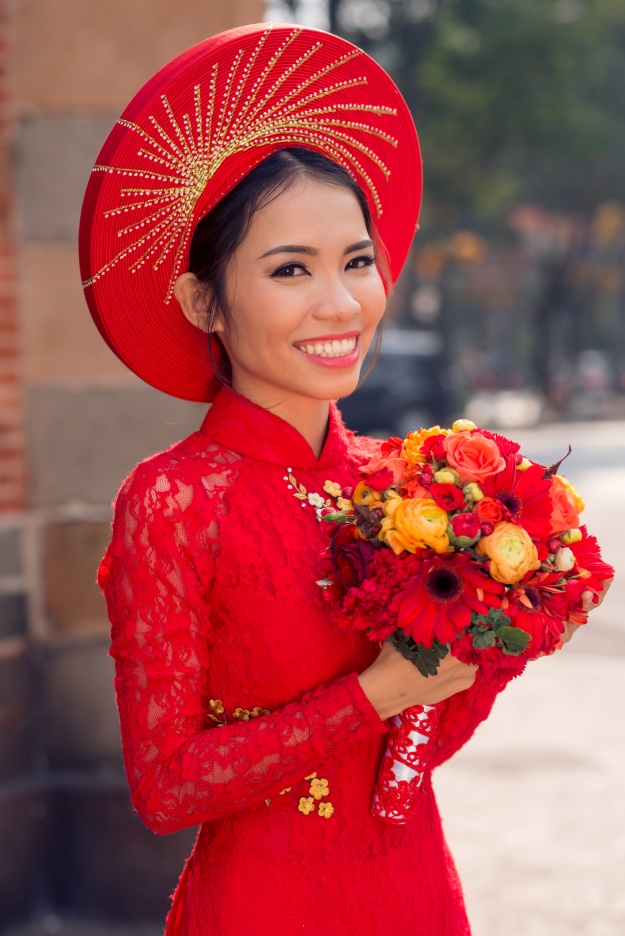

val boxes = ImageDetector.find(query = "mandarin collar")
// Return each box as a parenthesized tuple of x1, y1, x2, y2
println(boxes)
(199, 386, 352, 470)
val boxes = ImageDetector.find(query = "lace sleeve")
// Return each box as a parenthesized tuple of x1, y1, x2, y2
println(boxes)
(98, 456, 388, 835)
(431, 661, 525, 769)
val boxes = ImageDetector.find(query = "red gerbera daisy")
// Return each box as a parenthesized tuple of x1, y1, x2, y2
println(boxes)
(390, 552, 505, 647)
(481, 460, 553, 538)
(504, 570, 569, 655)
(564, 525, 614, 621)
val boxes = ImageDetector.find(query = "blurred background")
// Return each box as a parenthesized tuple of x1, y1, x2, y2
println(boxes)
(0, 1, 623, 933)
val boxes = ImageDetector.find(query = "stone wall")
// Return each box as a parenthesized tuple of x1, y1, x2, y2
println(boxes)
(1, 0, 265, 930)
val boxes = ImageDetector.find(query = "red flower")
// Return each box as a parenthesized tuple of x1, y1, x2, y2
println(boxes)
(564, 525, 614, 620)
(329, 525, 376, 589)
(429, 482, 464, 512)
(481, 460, 553, 538)
(450, 512, 481, 540)
(381, 436, 405, 455)
(504, 570, 569, 655)
(390, 553, 505, 647)
(420, 434, 447, 461)
(366, 468, 395, 491)
(475, 428, 521, 458)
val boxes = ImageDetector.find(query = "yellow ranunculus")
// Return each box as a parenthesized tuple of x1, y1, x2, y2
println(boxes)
(382, 498, 451, 555)
(517, 457, 532, 472)
(402, 426, 452, 467)
(476, 521, 541, 584)
(561, 528, 582, 545)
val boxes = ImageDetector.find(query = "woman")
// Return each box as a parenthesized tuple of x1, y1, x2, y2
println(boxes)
(80, 23, 606, 936)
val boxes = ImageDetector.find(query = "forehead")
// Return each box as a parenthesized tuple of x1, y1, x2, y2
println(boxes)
(246, 176, 368, 242)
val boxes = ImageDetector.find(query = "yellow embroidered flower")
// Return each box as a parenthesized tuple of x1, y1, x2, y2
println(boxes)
(309, 777, 329, 800)
(265, 798, 271, 807)
(208, 699, 225, 714)
(304, 771, 317, 781)
(323, 480, 342, 498)
(337, 496, 352, 511)
(318, 801, 335, 818)
(279, 787, 292, 795)
(232, 707, 251, 721)
(402, 426, 451, 466)
(298, 796, 316, 815)
(250, 706, 271, 718)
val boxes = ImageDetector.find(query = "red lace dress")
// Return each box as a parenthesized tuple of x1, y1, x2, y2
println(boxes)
(98, 386, 517, 936)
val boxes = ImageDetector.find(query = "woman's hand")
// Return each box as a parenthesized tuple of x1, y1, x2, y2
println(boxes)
(358, 640, 478, 722)
(539, 577, 613, 657)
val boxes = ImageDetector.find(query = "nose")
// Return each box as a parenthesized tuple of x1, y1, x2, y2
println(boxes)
(311, 273, 361, 321)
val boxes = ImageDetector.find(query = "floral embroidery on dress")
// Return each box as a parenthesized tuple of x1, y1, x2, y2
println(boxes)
(309, 777, 329, 800)
(298, 796, 316, 815)
(284, 469, 346, 520)
(206, 700, 271, 727)
(318, 801, 334, 819)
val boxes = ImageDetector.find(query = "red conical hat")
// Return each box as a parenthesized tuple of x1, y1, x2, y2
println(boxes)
(79, 22, 422, 401)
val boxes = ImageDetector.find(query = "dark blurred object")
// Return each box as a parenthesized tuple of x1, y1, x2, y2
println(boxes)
(338, 327, 449, 436)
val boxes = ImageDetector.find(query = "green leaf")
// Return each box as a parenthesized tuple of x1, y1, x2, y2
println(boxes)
(496, 625, 530, 654)
(472, 631, 497, 649)
(388, 629, 449, 678)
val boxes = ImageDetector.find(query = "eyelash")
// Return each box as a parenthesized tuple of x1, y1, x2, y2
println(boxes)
(270, 255, 377, 278)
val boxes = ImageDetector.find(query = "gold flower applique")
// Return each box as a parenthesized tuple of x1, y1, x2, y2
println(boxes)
(298, 796, 316, 816)
(318, 801, 335, 819)
(304, 771, 317, 781)
(323, 480, 342, 498)
(205, 699, 227, 727)
(309, 777, 330, 800)
(232, 705, 271, 721)
(279, 787, 292, 795)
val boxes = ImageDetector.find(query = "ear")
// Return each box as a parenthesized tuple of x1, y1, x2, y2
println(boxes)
(173, 272, 226, 336)
(173, 272, 209, 333)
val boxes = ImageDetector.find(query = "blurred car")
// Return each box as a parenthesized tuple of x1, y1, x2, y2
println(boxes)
(337, 327, 449, 437)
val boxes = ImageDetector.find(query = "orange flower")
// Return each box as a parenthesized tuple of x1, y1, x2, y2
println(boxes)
(298, 796, 316, 815)
(352, 481, 382, 506)
(443, 431, 505, 485)
(476, 521, 541, 584)
(549, 475, 583, 534)
(473, 496, 503, 524)
(380, 498, 450, 555)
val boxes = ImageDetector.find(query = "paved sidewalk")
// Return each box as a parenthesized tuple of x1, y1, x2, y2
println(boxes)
(434, 649, 625, 936)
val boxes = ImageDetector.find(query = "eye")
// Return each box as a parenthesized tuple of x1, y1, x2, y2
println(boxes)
(347, 254, 377, 270)
(270, 262, 310, 278)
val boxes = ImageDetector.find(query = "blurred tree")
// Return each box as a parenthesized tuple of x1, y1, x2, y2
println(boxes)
(327, 0, 625, 398)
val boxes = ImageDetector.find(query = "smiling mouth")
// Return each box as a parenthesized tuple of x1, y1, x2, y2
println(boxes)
(294, 336, 358, 358)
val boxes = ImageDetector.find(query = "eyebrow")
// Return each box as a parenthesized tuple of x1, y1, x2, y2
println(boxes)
(257, 239, 374, 260)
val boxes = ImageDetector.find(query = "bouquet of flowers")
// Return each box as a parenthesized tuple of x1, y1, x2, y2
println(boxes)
(319, 419, 614, 824)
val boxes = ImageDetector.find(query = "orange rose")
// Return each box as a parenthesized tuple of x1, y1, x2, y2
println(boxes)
(473, 496, 503, 524)
(352, 481, 382, 506)
(549, 475, 581, 535)
(476, 521, 541, 584)
(380, 498, 451, 555)
(443, 431, 506, 485)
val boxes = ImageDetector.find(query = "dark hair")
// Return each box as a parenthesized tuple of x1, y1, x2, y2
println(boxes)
(188, 147, 391, 389)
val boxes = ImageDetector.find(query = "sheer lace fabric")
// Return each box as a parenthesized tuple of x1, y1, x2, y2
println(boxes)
(99, 387, 516, 935)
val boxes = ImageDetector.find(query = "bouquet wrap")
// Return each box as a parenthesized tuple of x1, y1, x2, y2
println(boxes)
(370, 702, 441, 824)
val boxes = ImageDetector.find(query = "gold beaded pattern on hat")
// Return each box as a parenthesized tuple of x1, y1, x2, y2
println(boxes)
(82, 24, 399, 303)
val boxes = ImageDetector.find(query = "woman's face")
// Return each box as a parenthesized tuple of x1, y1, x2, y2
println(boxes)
(211, 175, 387, 407)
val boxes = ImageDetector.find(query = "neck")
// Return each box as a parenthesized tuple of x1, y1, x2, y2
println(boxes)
(230, 381, 331, 459)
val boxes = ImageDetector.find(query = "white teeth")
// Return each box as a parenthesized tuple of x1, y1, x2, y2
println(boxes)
(296, 336, 358, 358)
